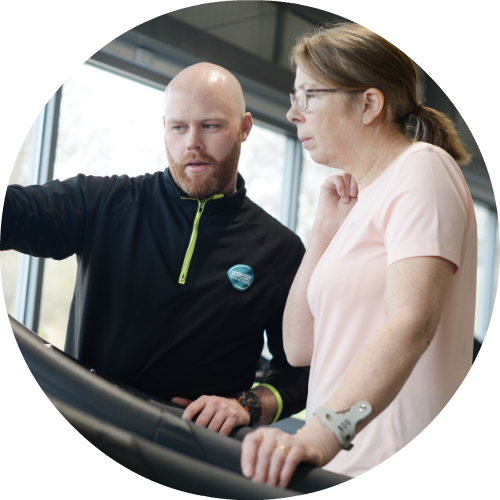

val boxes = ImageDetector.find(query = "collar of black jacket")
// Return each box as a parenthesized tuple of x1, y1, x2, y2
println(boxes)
(164, 168, 247, 212)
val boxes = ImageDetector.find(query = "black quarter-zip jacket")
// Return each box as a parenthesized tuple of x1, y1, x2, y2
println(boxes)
(1, 169, 308, 419)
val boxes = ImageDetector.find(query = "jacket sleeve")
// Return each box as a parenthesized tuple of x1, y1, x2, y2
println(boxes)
(0, 175, 117, 260)
(260, 231, 308, 421)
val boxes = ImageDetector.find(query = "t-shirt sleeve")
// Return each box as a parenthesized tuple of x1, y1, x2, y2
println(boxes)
(379, 148, 468, 273)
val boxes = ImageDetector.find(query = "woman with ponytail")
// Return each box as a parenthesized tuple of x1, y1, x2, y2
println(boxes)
(241, 23, 477, 485)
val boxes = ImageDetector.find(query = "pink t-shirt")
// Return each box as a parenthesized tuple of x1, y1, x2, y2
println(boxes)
(306, 142, 477, 477)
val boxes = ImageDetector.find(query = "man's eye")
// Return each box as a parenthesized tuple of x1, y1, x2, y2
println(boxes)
(173, 125, 184, 131)
(203, 124, 219, 129)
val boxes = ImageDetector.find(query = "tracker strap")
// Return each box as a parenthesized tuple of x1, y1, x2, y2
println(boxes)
(314, 402, 372, 450)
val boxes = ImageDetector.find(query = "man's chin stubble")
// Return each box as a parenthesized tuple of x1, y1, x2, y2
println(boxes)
(166, 134, 241, 199)
(180, 169, 220, 199)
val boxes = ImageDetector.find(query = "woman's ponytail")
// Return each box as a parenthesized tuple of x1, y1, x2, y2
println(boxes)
(413, 106, 471, 164)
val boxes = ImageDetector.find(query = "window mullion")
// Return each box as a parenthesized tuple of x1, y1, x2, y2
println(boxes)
(279, 137, 302, 231)
(477, 207, 499, 342)
(13, 88, 62, 332)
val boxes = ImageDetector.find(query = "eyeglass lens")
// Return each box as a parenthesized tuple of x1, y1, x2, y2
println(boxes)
(290, 89, 307, 111)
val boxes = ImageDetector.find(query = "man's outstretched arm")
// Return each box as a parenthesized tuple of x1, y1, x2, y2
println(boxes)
(1, 175, 119, 259)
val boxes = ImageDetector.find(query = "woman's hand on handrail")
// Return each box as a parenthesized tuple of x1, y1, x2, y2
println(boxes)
(240, 416, 339, 488)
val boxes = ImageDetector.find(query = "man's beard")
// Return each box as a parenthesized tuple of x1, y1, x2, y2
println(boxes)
(166, 131, 242, 199)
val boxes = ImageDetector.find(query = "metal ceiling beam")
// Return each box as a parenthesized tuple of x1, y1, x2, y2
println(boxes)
(132, 14, 295, 94)
(273, 3, 287, 65)
(89, 47, 296, 135)
(89, 51, 171, 90)
(284, 3, 350, 26)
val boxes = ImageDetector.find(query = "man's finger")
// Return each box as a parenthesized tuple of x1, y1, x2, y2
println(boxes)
(207, 411, 227, 433)
(219, 416, 239, 436)
(171, 397, 193, 408)
(194, 401, 218, 428)
(181, 398, 207, 421)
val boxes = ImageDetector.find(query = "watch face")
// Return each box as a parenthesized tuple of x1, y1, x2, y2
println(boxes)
(236, 391, 262, 425)
(244, 392, 259, 405)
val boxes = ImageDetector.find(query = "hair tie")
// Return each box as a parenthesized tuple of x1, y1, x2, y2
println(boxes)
(411, 101, 423, 117)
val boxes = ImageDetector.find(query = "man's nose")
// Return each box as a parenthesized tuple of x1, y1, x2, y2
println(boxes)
(186, 130, 204, 151)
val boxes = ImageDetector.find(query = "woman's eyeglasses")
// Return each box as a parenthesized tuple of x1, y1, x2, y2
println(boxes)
(290, 88, 367, 111)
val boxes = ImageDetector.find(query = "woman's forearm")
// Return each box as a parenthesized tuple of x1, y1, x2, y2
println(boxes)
(322, 310, 428, 425)
(241, 308, 437, 488)
(328, 256, 455, 424)
(299, 256, 455, 463)
(296, 310, 432, 464)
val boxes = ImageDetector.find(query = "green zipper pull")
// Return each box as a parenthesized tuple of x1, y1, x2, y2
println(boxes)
(178, 194, 224, 284)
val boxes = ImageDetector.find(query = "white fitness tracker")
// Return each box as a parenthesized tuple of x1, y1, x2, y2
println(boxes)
(314, 401, 372, 450)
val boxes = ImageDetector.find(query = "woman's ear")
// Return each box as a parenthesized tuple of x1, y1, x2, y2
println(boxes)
(361, 88, 385, 125)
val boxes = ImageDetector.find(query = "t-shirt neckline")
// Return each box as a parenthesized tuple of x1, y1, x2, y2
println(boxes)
(357, 142, 425, 202)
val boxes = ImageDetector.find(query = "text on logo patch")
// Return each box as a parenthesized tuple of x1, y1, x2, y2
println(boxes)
(227, 264, 254, 291)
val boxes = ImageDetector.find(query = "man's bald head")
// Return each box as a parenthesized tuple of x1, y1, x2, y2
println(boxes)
(162, 63, 253, 199)
(164, 63, 246, 118)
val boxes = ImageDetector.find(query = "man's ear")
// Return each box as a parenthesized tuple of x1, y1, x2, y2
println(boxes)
(361, 89, 385, 126)
(241, 112, 253, 142)
(162, 116, 166, 129)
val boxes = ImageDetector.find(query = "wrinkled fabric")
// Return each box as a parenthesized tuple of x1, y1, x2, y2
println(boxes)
(1, 170, 308, 417)
(307, 143, 477, 476)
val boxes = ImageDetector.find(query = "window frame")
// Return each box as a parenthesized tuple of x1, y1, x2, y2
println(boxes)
(8, 38, 498, 348)
(10, 49, 302, 333)
(13, 89, 62, 332)
(475, 203, 499, 342)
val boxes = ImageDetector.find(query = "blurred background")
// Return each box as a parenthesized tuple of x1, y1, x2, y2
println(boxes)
(1, 2, 496, 359)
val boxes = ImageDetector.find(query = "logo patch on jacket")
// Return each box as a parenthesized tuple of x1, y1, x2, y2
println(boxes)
(227, 264, 254, 291)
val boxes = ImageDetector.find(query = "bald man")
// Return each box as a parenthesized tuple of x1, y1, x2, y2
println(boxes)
(0, 63, 308, 435)
(163, 63, 249, 202)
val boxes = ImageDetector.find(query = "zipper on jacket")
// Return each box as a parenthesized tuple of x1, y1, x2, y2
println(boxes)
(178, 194, 224, 284)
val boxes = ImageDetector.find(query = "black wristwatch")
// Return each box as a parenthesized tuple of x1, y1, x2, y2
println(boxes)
(233, 390, 263, 426)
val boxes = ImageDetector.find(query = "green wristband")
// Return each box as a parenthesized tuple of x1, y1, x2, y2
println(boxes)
(258, 383, 283, 424)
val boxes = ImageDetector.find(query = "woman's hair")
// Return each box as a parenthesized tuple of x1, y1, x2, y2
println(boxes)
(291, 23, 470, 164)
